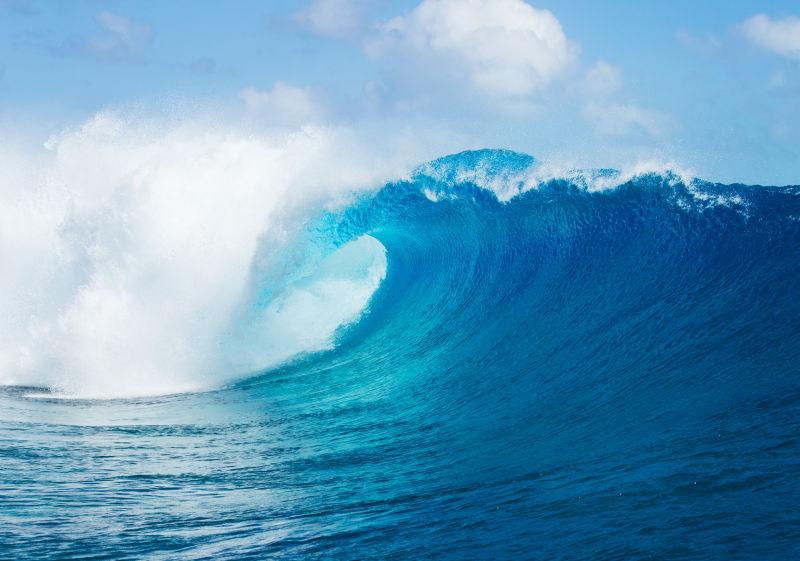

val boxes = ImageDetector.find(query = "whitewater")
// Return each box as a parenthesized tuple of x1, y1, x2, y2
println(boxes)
(0, 114, 415, 398)
(1, 115, 799, 560)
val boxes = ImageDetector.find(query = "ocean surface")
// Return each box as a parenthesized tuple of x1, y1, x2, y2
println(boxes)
(2, 149, 800, 559)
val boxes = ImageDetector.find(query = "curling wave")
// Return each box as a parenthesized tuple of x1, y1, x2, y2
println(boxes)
(0, 114, 405, 397)
(2, 138, 800, 401)
(2, 146, 800, 560)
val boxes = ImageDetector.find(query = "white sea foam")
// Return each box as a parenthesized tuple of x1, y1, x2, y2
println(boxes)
(419, 153, 739, 208)
(0, 111, 410, 398)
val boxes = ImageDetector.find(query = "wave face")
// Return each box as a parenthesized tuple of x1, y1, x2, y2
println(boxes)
(2, 149, 800, 559)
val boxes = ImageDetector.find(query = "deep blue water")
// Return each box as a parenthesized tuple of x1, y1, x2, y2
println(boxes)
(2, 150, 800, 559)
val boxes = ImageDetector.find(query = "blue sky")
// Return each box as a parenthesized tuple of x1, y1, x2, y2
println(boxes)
(1, 0, 798, 184)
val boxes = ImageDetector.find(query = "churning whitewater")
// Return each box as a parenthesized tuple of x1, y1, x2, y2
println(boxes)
(0, 116, 405, 398)
(2, 142, 800, 559)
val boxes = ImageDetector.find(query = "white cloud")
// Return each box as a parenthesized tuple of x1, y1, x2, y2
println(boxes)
(769, 71, 786, 89)
(294, 0, 367, 38)
(89, 11, 152, 58)
(580, 61, 669, 138)
(741, 14, 800, 60)
(240, 82, 327, 125)
(767, 69, 800, 94)
(367, 0, 577, 101)
(676, 29, 722, 55)
(583, 60, 622, 97)
(583, 102, 669, 138)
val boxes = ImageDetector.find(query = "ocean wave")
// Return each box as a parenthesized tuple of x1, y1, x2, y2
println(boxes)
(3, 144, 800, 560)
(2, 133, 798, 399)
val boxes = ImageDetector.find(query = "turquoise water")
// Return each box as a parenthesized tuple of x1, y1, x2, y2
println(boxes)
(2, 150, 800, 559)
